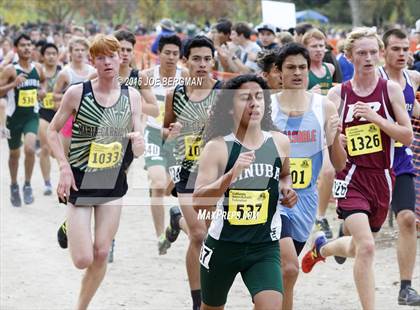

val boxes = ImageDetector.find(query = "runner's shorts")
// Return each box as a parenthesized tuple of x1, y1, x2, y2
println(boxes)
(6, 112, 39, 149)
(174, 167, 197, 194)
(39, 107, 56, 123)
(68, 167, 128, 206)
(391, 174, 415, 215)
(335, 163, 395, 232)
(200, 236, 283, 307)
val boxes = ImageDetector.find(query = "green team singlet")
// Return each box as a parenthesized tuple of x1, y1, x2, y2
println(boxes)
(308, 63, 333, 95)
(207, 131, 283, 243)
(7, 63, 41, 116)
(172, 81, 221, 173)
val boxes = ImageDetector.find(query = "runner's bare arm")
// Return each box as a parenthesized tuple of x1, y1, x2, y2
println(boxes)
(193, 138, 230, 212)
(378, 80, 413, 146)
(272, 131, 297, 208)
(52, 70, 69, 107)
(138, 71, 159, 117)
(326, 62, 335, 77)
(326, 84, 343, 111)
(0, 65, 17, 97)
(48, 84, 82, 166)
(408, 70, 420, 118)
(162, 87, 177, 140)
(35, 63, 47, 100)
(128, 87, 145, 157)
(324, 98, 347, 171)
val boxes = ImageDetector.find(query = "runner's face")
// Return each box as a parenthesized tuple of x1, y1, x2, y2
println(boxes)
(118, 40, 134, 66)
(43, 47, 58, 66)
(263, 65, 282, 90)
(306, 37, 325, 63)
(349, 37, 380, 74)
(16, 38, 32, 60)
(70, 43, 87, 63)
(159, 44, 180, 70)
(232, 82, 265, 127)
(93, 51, 120, 78)
(384, 35, 409, 70)
(259, 30, 275, 47)
(2, 40, 11, 52)
(280, 54, 309, 89)
(186, 47, 213, 78)
(230, 31, 239, 45)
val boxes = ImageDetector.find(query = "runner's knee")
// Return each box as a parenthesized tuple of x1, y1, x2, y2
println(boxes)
(254, 293, 282, 310)
(282, 260, 299, 280)
(73, 254, 94, 269)
(355, 238, 375, 258)
(189, 228, 206, 245)
(9, 149, 20, 161)
(24, 141, 36, 155)
(397, 211, 416, 231)
(94, 243, 111, 262)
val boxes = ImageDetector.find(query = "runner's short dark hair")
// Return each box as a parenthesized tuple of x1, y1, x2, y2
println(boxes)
(275, 42, 311, 70)
(158, 34, 182, 53)
(232, 22, 252, 39)
(114, 29, 136, 46)
(41, 43, 59, 55)
(14, 33, 31, 47)
(183, 35, 215, 59)
(382, 28, 407, 48)
(215, 19, 232, 35)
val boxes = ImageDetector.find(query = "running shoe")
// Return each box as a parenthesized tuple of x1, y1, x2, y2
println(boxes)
(10, 184, 21, 207)
(165, 206, 182, 243)
(302, 231, 327, 273)
(334, 222, 347, 264)
(108, 239, 115, 263)
(315, 218, 333, 239)
(398, 286, 420, 306)
(158, 234, 171, 255)
(23, 184, 34, 204)
(44, 184, 53, 196)
(57, 221, 68, 249)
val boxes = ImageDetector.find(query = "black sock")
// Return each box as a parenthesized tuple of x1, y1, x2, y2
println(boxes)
(401, 280, 411, 291)
(24, 181, 30, 187)
(191, 289, 201, 310)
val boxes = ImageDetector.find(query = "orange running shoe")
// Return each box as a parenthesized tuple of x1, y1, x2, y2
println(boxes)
(302, 232, 327, 273)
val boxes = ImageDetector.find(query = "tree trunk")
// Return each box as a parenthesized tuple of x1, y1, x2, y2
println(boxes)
(349, 0, 361, 27)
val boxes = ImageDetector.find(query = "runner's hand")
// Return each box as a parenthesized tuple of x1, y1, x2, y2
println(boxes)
(57, 163, 77, 203)
(37, 88, 46, 101)
(167, 122, 182, 140)
(127, 131, 145, 157)
(279, 186, 297, 208)
(14, 73, 27, 87)
(326, 113, 341, 146)
(230, 151, 255, 181)
(353, 101, 380, 123)
(0, 127, 10, 139)
(311, 84, 322, 94)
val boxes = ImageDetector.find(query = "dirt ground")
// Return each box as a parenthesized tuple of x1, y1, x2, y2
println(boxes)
(1, 139, 419, 310)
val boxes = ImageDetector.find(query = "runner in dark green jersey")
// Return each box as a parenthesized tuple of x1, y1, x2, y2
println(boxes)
(194, 75, 297, 309)
(0, 33, 46, 207)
